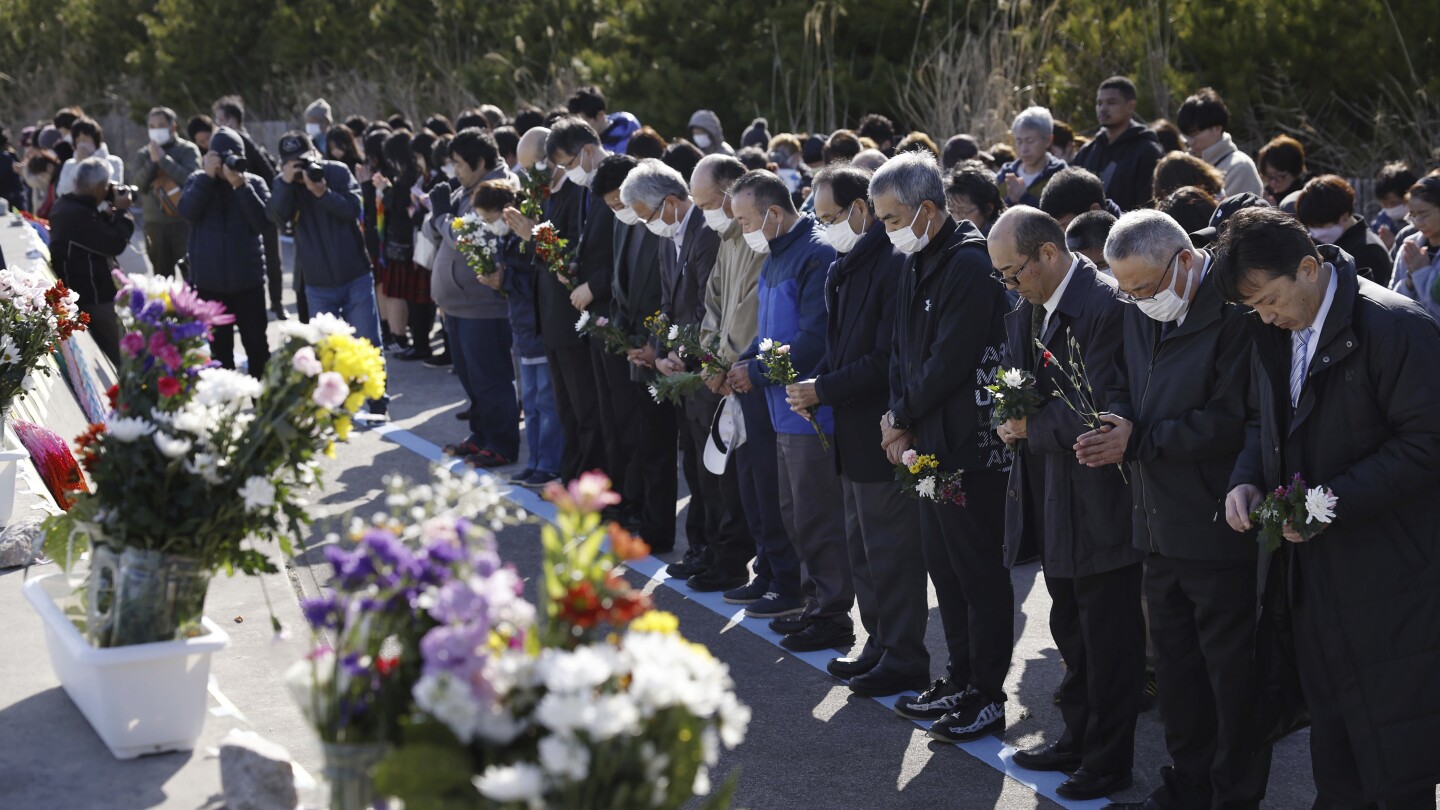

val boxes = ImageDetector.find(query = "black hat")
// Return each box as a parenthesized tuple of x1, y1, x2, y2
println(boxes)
(208, 127, 246, 160)
(1191, 192, 1271, 247)
(278, 130, 316, 164)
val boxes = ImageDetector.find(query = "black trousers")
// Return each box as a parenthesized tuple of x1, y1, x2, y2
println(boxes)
(1144, 554, 1272, 810)
(263, 223, 283, 309)
(546, 344, 606, 482)
(629, 382, 678, 552)
(677, 389, 721, 556)
(196, 284, 269, 378)
(80, 301, 121, 367)
(590, 340, 638, 502)
(917, 470, 1014, 703)
(1046, 562, 1145, 775)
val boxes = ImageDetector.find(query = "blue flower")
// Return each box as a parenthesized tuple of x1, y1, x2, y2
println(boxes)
(300, 594, 341, 630)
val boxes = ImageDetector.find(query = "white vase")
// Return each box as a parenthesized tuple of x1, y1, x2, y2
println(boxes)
(0, 414, 27, 526)
(23, 572, 231, 759)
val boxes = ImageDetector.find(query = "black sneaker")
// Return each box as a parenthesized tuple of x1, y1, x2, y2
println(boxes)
(666, 548, 707, 580)
(893, 678, 969, 721)
(768, 613, 811, 635)
(687, 569, 747, 593)
(926, 691, 1006, 743)
(423, 352, 452, 368)
(780, 620, 854, 653)
(743, 592, 805, 619)
(722, 579, 769, 605)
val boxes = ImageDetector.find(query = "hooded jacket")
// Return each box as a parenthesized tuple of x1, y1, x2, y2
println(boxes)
(268, 160, 369, 289)
(1199, 132, 1263, 198)
(741, 214, 836, 436)
(995, 153, 1068, 209)
(179, 128, 270, 294)
(888, 217, 1011, 474)
(686, 110, 735, 156)
(1072, 122, 1164, 212)
(424, 166, 512, 319)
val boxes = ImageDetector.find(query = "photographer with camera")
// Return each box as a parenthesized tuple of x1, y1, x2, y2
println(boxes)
(213, 95, 287, 319)
(48, 156, 135, 364)
(130, 106, 201, 278)
(179, 126, 272, 377)
(268, 131, 388, 418)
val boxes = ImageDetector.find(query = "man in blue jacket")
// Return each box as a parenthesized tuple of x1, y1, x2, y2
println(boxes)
(180, 126, 271, 376)
(269, 130, 388, 416)
(725, 170, 852, 653)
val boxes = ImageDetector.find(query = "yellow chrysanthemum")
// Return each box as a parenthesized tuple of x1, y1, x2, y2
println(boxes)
(907, 454, 939, 475)
(318, 333, 387, 401)
(325, 442, 337, 459)
(334, 415, 353, 441)
(630, 610, 680, 635)
(451, 216, 466, 230)
(160, 291, 174, 312)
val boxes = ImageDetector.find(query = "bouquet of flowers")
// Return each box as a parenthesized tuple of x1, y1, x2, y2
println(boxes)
(532, 221, 577, 290)
(452, 212, 503, 287)
(44, 272, 385, 645)
(643, 311, 680, 352)
(295, 471, 751, 810)
(675, 323, 731, 378)
(518, 165, 552, 222)
(1037, 333, 1125, 481)
(575, 310, 639, 355)
(894, 449, 967, 507)
(646, 372, 707, 406)
(1249, 473, 1338, 553)
(985, 367, 1042, 428)
(758, 338, 828, 449)
(0, 269, 89, 414)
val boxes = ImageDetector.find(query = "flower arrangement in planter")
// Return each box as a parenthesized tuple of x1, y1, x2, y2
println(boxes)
(42, 271, 384, 647)
(289, 470, 750, 810)
(0, 268, 89, 421)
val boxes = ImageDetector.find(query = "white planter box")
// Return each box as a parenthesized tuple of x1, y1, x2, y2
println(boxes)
(23, 573, 230, 760)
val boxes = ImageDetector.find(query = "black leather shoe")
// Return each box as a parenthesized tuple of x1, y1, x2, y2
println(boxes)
(768, 614, 811, 635)
(1055, 768, 1132, 800)
(826, 654, 880, 679)
(780, 621, 855, 653)
(847, 666, 929, 697)
(686, 569, 747, 593)
(1012, 743, 1083, 772)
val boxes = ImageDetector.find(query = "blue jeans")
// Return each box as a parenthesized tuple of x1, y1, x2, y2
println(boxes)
(446, 314, 520, 460)
(519, 360, 563, 475)
(306, 273, 383, 348)
(736, 388, 800, 597)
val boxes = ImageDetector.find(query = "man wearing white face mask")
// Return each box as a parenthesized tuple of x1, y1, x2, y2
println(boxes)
(1074, 210, 1272, 810)
(304, 98, 333, 155)
(876, 151, 1015, 744)
(130, 106, 201, 278)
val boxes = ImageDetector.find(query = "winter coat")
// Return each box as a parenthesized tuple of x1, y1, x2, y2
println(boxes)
(700, 219, 763, 364)
(574, 192, 618, 318)
(1105, 255, 1257, 560)
(1229, 251, 1440, 799)
(1071, 122, 1164, 212)
(56, 143, 124, 197)
(1001, 257, 1141, 576)
(995, 153, 1067, 209)
(534, 178, 586, 351)
(1388, 230, 1440, 323)
(1330, 216, 1393, 288)
(687, 110, 735, 156)
(1199, 132, 1263, 198)
(47, 192, 133, 306)
(179, 170, 270, 293)
(812, 221, 904, 482)
(130, 138, 202, 224)
(267, 160, 369, 289)
(887, 217, 1010, 473)
(498, 233, 544, 359)
(424, 167, 512, 319)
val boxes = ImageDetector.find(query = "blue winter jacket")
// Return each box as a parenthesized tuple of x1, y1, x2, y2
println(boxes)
(179, 171, 271, 293)
(267, 160, 369, 289)
(498, 233, 545, 360)
(741, 214, 837, 435)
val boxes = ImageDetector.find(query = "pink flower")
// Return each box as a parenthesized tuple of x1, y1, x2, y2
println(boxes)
(169, 284, 235, 327)
(544, 470, 622, 514)
(595, 317, 609, 327)
(120, 331, 145, 357)
(901, 449, 918, 467)
(291, 346, 322, 377)
(148, 330, 170, 354)
(311, 371, 349, 409)
(776, 344, 791, 355)
(156, 344, 183, 371)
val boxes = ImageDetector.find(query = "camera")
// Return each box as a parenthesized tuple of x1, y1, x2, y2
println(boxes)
(299, 159, 325, 184)
(105, 183, 138, 203)
(220, 152, 247, 173)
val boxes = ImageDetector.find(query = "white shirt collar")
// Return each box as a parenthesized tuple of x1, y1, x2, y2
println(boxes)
(1297, 263, 1339, 366)
(1043, 255, 1080, 321)
(672, 201, 695, 255)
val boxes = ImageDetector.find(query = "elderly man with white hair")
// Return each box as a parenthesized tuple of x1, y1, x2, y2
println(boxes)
(1073, 209, 1273, 810)
(875, 150, 1016, 745)
(47, 156, 135, 364)
(996, 105, 1068, 209)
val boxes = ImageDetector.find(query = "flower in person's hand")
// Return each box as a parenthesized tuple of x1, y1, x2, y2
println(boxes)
(1304, 486, 1338, 525)
(758, 338, 773, 352)
(575, 311, 591, 333)
(1001, 368, 1025, 387)
(901, 449, 918, 467)
(312, 371, 349, 410)
(776, 344, 790, 355)
(291, 346, 322, 377)
(917, 476, 937, 499)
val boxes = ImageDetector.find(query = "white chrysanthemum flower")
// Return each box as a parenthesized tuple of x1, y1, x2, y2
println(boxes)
(693, 764, 712, 796)
(585, 693, 640, 740)
(1304, 487, 1338, 525)
(758, 338, 773, 352)
(106, 416, 156, 442)
(194, 368, 263, 407)
(667, 324, 680, 341)
(1001, 368, 1025, 388)
(537, 644, 616, 693)
(0, 335, 19, 366)
(533, 691, 592, 737)
(415, 672, 483, 743)
(575, 310, 591, 333)
(184, 452, 226, 485)
(647, 383, 662, 404)
(473, 763, 544, 809)
(538, 734, 591, 782)
(307, 312, 355, 338)
(153, 432, 193, 459)
(239, 476, 276, 513)
(717, 691, 751, 748)
(171, 404, 218, 438)
(917, 476, 937, 499)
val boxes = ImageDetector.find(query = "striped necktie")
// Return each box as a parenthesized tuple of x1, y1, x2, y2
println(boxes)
(1290, 327, 1313, 408)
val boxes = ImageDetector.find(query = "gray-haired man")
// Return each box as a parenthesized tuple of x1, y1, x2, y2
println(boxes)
(48, 156, 134, 364)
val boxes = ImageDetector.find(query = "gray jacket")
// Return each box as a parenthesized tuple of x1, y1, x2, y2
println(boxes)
(130, 138, 202, 224)
(267, 160, 369, 289)
(425, 166, 512, 319)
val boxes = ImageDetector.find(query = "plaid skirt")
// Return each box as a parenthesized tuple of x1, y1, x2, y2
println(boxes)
(377, 258, 433, 305)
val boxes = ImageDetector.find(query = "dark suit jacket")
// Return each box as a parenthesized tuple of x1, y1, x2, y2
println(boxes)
(813, 222, 905, 483)
(576, 193, 617, 317)
(1001, 258, 1140, 577)
(658, 205, 719, 330)
(535, 180, 585, 351)
(612, 219, 663, 382)
(1229, 250, 1440, 798)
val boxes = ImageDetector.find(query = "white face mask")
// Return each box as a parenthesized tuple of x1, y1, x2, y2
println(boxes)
(743, 210, 773, 254)
(887, 206, 932, 255)
(564, 148, 594, 188)
(693, 132, 713, 149)
(822, 204, 864, 253)
(644, 199, 683, 238)
(1308, 224, 1345, 245)
(1383, 203, 1408, 221)
(614, 206, 640, 226)
(148, 128, 171, 146)
(702, 206, 733, 233)
(484, 218, 511, 237)
(305, 123, 324, 138)
(1136, 250, 1197, 323)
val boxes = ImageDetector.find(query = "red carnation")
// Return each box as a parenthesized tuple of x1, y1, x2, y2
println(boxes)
(157, 376, 182, 398)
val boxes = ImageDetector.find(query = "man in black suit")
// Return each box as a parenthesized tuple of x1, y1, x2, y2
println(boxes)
(1219, 208, 1440, 808)
(784, 164, 928, 697)
(992, 207, 1143, 801)
(1075, 209, 1271, 810)
(624, 158, 752, 581)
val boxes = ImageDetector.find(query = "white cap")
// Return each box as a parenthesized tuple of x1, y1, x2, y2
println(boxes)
(703, 395, 747, 475)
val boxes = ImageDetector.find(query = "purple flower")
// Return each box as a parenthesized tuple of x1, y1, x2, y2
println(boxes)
(325, 545, 377, 591)
(430, 579, 491, 626)
(138, 300, 167, 327)
(420, 624, 487, 677)
(170, 284, 235, 327)
(300, 594, 341, 630)
(128, 289, 147, 314)
(171, 321, 209, 342)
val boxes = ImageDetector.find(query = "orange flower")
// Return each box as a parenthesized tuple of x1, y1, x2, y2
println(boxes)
(607, 522, 651, 561)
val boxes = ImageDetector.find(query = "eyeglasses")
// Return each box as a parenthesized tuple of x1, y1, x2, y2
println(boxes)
(991, 254, 1036, 288)
(1407, 207, 1436, 225)
(556, 152, 582, 171)
(1119, 247, 1185, 303)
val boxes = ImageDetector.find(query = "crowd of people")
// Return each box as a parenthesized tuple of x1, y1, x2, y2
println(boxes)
(3, 74, 1440, 807)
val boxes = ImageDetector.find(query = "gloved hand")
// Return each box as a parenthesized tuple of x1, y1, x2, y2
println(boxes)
(428, 181, 455, 217)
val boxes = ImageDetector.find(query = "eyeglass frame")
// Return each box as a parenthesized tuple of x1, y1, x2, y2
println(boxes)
(1119, 247, 1187, 303)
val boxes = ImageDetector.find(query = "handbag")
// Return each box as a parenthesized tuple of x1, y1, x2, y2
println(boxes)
(151, 172, 183, 219)
(412, 213, 440, 270)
